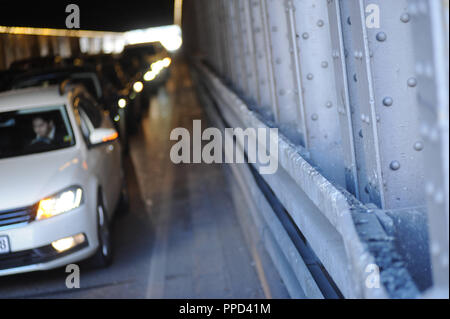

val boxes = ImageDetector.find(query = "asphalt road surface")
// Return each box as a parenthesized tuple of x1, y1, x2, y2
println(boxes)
(0, 61, 289, 299)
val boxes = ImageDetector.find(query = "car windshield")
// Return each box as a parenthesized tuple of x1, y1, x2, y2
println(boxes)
(0, 105, 75, 159)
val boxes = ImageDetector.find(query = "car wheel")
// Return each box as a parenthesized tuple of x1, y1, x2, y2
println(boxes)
(90, 195, 113, 268)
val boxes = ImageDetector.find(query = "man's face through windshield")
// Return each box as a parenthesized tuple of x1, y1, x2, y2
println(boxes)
(32, 117, 53, 139)
(0, 106, 75, 159)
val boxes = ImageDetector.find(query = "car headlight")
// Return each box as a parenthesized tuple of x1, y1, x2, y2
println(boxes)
(36, 187, 83, 220)
(144, 70, 157, 82)
(118, 98, 127, 108)
(133, 81, 143, 93)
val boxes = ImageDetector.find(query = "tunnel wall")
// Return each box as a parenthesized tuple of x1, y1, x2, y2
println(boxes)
(183, 0, 449, 298)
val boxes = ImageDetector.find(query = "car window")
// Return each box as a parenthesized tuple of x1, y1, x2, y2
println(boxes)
(76, 97, 103, 129)
(70, 73, 103, 100)
(0, 105, 75, 159)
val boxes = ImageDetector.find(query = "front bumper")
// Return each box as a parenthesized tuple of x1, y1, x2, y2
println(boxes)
(0, 205, 98, 276)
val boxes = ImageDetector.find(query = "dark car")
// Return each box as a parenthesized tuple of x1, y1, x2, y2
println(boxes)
(121, 42, 172, 96)
(9, 56, 64, 71)
(0, 70, 18, 93)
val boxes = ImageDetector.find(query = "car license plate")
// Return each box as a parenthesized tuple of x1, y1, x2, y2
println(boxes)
(0, 236, 10, 254)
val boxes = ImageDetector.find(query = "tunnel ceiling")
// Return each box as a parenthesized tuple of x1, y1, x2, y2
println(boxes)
(0, 1, 174, 31)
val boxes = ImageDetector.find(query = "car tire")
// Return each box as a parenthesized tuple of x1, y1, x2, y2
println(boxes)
(90, 194, 113, 268)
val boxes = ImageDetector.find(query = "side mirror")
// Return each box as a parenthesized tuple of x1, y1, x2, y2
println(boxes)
(89, 128, 118, 146)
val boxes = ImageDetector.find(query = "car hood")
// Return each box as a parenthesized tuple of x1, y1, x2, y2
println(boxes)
(0, 148, 83, 211)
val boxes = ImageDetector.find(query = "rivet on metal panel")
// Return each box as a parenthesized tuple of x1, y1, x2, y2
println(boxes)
(383, 97, 394, 107)
(407, 77, 417, 87)
(376, 32, 387, 42)
(400, 13, 411, 23)
(389, 161, 401, 171)
(413, 141, 424, 151)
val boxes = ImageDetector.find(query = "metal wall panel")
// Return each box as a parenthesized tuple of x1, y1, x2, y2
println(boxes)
(217, 0, 232, 82)
(219, 0, 236, 84)
(340, 0, 426, 209)
(289, 0, 346, 187)
(408, 0, 449, 296)
(263, 0, 305, 144)
(249, 0, 278, 120)
(207, 0, 224, 75)
(224, 0, 246, 93)
(342, 1, 394, 208)
(364, 0, 425, 209)
(236, 0, 259, 106)
(327, 0, 364, 199)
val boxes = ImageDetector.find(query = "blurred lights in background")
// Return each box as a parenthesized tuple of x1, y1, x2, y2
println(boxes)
(133, 81, 144, 93)
(118, 98, 127, 108)
(144, 57, 171, 82)
(0, 24, 183, 54)
(144, 70, 157, 82)
(124, 25, 182, 52)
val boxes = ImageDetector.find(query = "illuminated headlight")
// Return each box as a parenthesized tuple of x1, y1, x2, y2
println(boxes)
(133, 81, 144, 93)
(36, 187, 83, 220)
(151, 60, 165, 74)
(118, 98, 127, 108)
(144, 70, 157, 82)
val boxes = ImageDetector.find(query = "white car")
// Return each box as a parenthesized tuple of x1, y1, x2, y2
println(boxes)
(0, 84, 127, 276)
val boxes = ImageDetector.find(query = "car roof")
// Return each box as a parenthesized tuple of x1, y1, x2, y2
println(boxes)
(12, 65, 98, 82)
(9, 56, 62, 70)
(0, 86, 70, 112)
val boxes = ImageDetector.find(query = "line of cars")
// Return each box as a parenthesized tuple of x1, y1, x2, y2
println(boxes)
(0, 43, 172, 276)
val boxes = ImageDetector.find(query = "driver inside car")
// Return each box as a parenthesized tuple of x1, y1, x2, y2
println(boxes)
(30, 115, 67, 146)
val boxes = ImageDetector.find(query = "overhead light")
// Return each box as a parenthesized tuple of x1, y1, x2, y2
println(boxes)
(160, 35, 182, 52)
